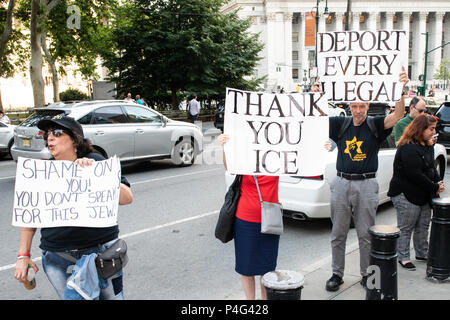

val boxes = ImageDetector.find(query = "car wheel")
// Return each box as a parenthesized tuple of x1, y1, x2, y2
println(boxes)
(172, 137, 195, 166)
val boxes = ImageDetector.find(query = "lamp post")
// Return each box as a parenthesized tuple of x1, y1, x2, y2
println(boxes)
(314, 0, 329, 67)
(420, 31, 450, 96)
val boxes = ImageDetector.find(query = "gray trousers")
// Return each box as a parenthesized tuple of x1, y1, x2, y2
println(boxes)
(391, 193, 431, 261)
(330, 177, 379, 277)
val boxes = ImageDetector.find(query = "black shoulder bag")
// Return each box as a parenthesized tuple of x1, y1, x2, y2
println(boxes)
(215, 175, 243, 243)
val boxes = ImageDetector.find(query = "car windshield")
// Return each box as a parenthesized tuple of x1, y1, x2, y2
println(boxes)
(20, 110, 67, 127)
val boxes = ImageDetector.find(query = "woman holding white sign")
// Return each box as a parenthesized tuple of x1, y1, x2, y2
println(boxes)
(218, 133, 280, 300)
(14, 116, 133, 300)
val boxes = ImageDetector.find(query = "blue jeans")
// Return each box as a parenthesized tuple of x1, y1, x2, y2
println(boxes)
(42, 239, 124, 300)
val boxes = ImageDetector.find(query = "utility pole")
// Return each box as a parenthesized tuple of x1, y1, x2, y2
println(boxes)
(421, 31, 450, 96)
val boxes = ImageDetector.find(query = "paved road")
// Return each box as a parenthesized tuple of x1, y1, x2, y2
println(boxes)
(0, 132, 449, 300)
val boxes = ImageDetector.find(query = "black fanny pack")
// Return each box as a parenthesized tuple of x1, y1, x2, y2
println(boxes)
(56, 239, 129, 279)
(95, 239, 129, 279)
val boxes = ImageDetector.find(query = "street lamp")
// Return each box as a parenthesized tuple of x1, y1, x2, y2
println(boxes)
(314, 0, 329, 67)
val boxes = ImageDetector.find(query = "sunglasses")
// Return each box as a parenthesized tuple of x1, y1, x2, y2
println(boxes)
(414, 106, 426, 113)
(43, 128, 68, 140)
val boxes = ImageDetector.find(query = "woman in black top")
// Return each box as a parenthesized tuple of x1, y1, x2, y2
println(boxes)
(388, 114, 444, 270)
(14, 116, 133, 299)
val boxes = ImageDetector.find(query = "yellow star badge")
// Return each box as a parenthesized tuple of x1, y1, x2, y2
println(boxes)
(344, 136, 364, 161)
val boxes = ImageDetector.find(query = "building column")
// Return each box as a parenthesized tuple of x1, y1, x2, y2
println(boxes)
(415, 12, 427, 82)
(385, 12, 394, 30)
(318, 11, 326, 33)
(299, 12, 309, 78)
(366, 12, 378, 30)
(444, 13, 450, 73)
(432, 12, 444, 82)
(335, 12, 344, 31)
(266, 13, 279, 91)
(350, 11, 360, 31)
(283, 13, 293, 91)
(402, 12, 411, 69)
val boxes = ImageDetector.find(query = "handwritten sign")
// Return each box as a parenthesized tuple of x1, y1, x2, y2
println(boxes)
(12, 156, 121, 228)
(317, 30, 408, 103)
(223, 88, 329, 176)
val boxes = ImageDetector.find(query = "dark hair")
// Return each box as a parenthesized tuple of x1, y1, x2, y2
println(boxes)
(409, 96, 424, 108)
(398, 114, 436, 147)
(71, 133, 94, 158)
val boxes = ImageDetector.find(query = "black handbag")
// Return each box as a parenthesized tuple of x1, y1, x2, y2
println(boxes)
(95, 239, 129, 279)
(215, 175, 243, 243)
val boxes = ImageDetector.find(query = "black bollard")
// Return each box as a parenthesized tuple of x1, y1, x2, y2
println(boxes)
(262, 270, 304, 300)
(427, 198, 450, 282)
(366, 225, 400, 300)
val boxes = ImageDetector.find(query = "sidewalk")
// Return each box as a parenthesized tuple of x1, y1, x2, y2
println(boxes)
(298, 246, 449, 300)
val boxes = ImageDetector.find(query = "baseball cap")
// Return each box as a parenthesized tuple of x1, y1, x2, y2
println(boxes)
(37, 115, 84, 138)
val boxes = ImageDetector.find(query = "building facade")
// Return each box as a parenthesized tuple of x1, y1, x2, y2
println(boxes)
(222, 0, 450, 93)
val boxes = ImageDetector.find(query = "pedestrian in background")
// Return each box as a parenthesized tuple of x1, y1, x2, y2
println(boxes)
(394, 97, 427, 144)
(218, 133, 280, 300)
(314, 67, 409, 291)
(124, 93, 134, 102)
(388, 114, 444, 270)
(14, 116, 133, 299)
(188, 95, 200, 123)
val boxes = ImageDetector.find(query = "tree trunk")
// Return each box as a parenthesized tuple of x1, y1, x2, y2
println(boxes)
(41, 34, 59, 102)
(30, 0, 46, 108)
(0, 0, 17, 110)
(171, 88, 178, 110)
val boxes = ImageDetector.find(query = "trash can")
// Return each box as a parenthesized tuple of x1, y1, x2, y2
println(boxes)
(366, 225, 400, 300)
(262, 270, 304, 300)
(427, 198, 450, 282)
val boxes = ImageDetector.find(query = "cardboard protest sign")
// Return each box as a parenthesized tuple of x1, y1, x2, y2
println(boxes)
(317, 30, 408, 103)
(223, 88, 329, 176)
(12, 156, 121, 228)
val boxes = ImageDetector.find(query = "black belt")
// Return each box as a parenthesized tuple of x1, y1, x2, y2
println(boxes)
(337, 171, 376, 180)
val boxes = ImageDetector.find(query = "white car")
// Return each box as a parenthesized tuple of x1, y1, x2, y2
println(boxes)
(0, 121, 15, 158)
(225, 142, 447, 221)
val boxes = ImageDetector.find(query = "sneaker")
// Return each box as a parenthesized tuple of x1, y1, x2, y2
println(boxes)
(398, 260, 416, 271)
(360, 275, 368, 288)
(416, 256, 427, 261)
(325, 274, 344, 292)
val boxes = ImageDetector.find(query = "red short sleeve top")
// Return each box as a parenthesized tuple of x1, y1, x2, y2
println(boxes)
(235, 175, 280, 223)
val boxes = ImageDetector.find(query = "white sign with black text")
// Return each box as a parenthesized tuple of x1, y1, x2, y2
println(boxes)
(12, 156, 121, 228)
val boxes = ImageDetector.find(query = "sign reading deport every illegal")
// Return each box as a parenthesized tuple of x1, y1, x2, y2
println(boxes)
(12, 156, 121, 228)
(317, 30, 408, 103)
(223, 88, 329, 176)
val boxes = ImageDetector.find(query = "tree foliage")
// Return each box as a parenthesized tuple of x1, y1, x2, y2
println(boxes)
(435, 59, 450, 89)
(102, 0, 264, 108)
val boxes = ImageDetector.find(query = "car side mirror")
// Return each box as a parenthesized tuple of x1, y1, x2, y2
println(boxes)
(161, 115, 167, 127)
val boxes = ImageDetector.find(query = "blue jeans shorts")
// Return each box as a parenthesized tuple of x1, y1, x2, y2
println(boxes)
(41, 239, 124, 300)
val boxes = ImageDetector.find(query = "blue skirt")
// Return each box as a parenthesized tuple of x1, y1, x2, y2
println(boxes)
(234, 217, 280, 276)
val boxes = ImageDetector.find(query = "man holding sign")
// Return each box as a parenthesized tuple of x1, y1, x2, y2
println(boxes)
(13, 116, 133, 300)
(315, 30, 410, 292)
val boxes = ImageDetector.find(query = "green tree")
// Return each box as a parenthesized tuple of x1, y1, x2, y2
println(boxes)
(102, 0, 264, 109)
(18, 0, 117, 106)
(434, 59, 450, 90)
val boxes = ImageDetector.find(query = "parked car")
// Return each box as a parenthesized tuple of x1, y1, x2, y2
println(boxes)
(225, 140, 446, 221)
(434, 101, 450, 150)
(11, 100, 203, 165)
(0, 121, 15, 158)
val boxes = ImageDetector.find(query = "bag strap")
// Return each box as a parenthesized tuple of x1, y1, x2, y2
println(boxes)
(55, 252, 78, 263)
(337, 116, 379, 140)
(252, 176, 263, 203)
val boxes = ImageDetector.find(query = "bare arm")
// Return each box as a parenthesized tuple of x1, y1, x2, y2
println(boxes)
(218, 134, 229, 170)
(119, 183, 133, 205)
(14, 228, 38, 283)
(384, 66, 409, 129)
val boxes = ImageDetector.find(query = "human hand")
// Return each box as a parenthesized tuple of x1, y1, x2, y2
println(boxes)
(217, 134, 229, 146)
(437, 181, 445, 194)
(74, 157, 95, 167)
(311, 77, 321, 93)
(399, 66, 409, 88)
(14, 258, 38, 283)
(324, 140, 332, 152)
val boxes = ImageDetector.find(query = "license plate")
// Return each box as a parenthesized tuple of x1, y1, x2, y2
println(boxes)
(22, 138, 31, 147)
